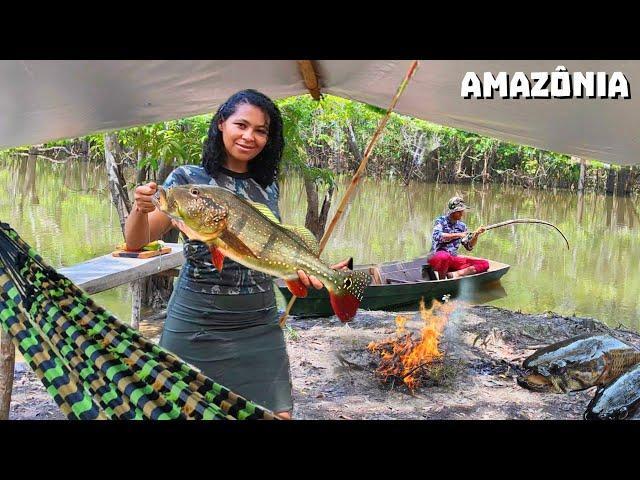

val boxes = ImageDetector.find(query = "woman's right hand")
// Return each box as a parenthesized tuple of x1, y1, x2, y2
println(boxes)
(133, 182, 158, 214)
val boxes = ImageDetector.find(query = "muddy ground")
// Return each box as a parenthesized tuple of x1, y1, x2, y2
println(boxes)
(8, 304, 640, 420)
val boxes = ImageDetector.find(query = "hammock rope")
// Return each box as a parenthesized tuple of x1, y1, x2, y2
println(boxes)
(0, 222, 278, 420)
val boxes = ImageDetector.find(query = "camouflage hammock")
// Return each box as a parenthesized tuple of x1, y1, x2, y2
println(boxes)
(0, 222, 278, 420)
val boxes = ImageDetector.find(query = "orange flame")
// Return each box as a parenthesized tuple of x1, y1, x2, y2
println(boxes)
(368, 298, 458, 391)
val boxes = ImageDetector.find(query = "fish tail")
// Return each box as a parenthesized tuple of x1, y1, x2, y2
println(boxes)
(328, 270, 371, 322)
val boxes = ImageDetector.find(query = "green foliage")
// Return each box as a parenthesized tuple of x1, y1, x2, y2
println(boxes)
(277, 95, 344, 188)
(284, 324, 300, 341)
(1, 94, 634, 194)
(117, 115, 211, 170)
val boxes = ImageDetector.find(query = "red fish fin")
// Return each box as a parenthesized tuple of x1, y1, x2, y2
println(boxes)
(285, 279, 308, 298)
(209, 245, 225, 272)
(329, 292, 361, 323)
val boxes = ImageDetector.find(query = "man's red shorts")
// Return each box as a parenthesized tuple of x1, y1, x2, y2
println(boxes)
(428, 251, 490, 279)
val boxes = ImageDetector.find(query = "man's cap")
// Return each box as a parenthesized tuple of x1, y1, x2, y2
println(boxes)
(447, 196, 472, 214)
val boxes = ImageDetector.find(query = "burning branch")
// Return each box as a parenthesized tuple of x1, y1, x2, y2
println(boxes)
(367, 298, 459, 392)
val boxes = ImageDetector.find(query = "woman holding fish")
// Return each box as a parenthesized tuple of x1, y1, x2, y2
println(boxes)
(124, 89, 354, 419)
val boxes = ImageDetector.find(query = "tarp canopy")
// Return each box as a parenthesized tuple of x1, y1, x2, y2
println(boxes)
(1, 60, 638, 166)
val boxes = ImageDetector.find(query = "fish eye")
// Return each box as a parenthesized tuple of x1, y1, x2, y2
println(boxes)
(617, 407, 629, 420)
(190, 187, 200, 196)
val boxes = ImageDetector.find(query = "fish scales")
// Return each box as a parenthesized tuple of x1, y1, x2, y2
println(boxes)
(154, 184, 371, 322)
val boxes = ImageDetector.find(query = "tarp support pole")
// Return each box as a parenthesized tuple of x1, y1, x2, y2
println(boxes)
(297, 60, 322, 100)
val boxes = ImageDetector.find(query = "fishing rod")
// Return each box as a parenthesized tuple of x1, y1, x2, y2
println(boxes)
(464, 218, 570, 250)
(279, 60, 420, 327)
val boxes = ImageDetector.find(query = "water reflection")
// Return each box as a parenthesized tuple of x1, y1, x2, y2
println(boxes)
(0, 155, 131, 321)
(280, 176, 640, 330)
(384, 281, 509, 314)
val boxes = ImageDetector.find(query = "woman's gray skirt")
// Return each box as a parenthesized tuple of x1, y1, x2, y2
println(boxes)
(159, 283, 293, 413)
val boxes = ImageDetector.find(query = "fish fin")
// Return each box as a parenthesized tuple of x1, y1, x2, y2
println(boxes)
(285, 279, 308, 298)
(328, 291, 361, 323)
(209, 245, 225, 272)
(219, 231, 257, 259)
(248, 201, 320, 254)
(249, 201, 281, 223)
(282, 225, 320, 255)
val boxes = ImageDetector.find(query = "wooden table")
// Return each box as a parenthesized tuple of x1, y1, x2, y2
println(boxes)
(58, 242, 184, 294)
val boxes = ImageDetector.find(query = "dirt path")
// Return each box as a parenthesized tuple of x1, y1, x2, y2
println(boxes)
(9, 305, 640, 420)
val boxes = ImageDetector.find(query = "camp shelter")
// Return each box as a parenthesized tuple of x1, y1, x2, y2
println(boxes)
(1, 60, 638, 421)
(0, 60, 638, 166)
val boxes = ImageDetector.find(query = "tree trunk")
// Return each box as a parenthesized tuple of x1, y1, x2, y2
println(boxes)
(405, 131, 425, 185)
(25, 147, 39, 205)
(605, 166, 616, 195)
(332, 125, 341, 172)
(104, 132, 131, 235)
(576, 157, 586, 192)
(304, 176, 322, 240)
(456, 145, 471, 181)
(80, 138, 90, 158)
(317, 184, 335, 239)
(616, 167, 632, 196)
(130, 280, 143, 330)
(0, 329, 15, 420)
(345, 122, 363, 173)
(482, 143, 497, 186)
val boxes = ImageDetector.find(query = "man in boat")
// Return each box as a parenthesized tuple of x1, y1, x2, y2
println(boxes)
(426, 196, 489, 280)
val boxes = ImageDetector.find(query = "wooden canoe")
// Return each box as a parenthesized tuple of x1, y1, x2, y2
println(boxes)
(275, 255, 510, 318)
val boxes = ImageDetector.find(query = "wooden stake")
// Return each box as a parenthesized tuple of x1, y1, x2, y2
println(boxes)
(0, 329, 15, 420)
(131, 279, 143, 330)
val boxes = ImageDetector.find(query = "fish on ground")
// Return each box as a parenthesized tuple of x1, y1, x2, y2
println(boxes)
(584, 363, 640, 420)
(517, 334, 640, 393)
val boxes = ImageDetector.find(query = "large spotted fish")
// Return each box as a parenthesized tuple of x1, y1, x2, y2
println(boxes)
(517, 334, 640, 393)
(154, 184, 371, 322)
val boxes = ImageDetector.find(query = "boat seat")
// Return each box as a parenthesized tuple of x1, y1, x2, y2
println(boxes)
(369, 266, 383, 285)
(379, 266, 423, 284)
(386, 277, 411, 284)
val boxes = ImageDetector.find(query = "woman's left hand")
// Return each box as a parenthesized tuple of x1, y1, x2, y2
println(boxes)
(297, 257, 352, 290)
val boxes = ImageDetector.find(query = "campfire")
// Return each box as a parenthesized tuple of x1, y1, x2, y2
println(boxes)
(367, 298, 460, 392)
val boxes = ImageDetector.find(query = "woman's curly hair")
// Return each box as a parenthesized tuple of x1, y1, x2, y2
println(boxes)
(202, 89, 284, 188)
